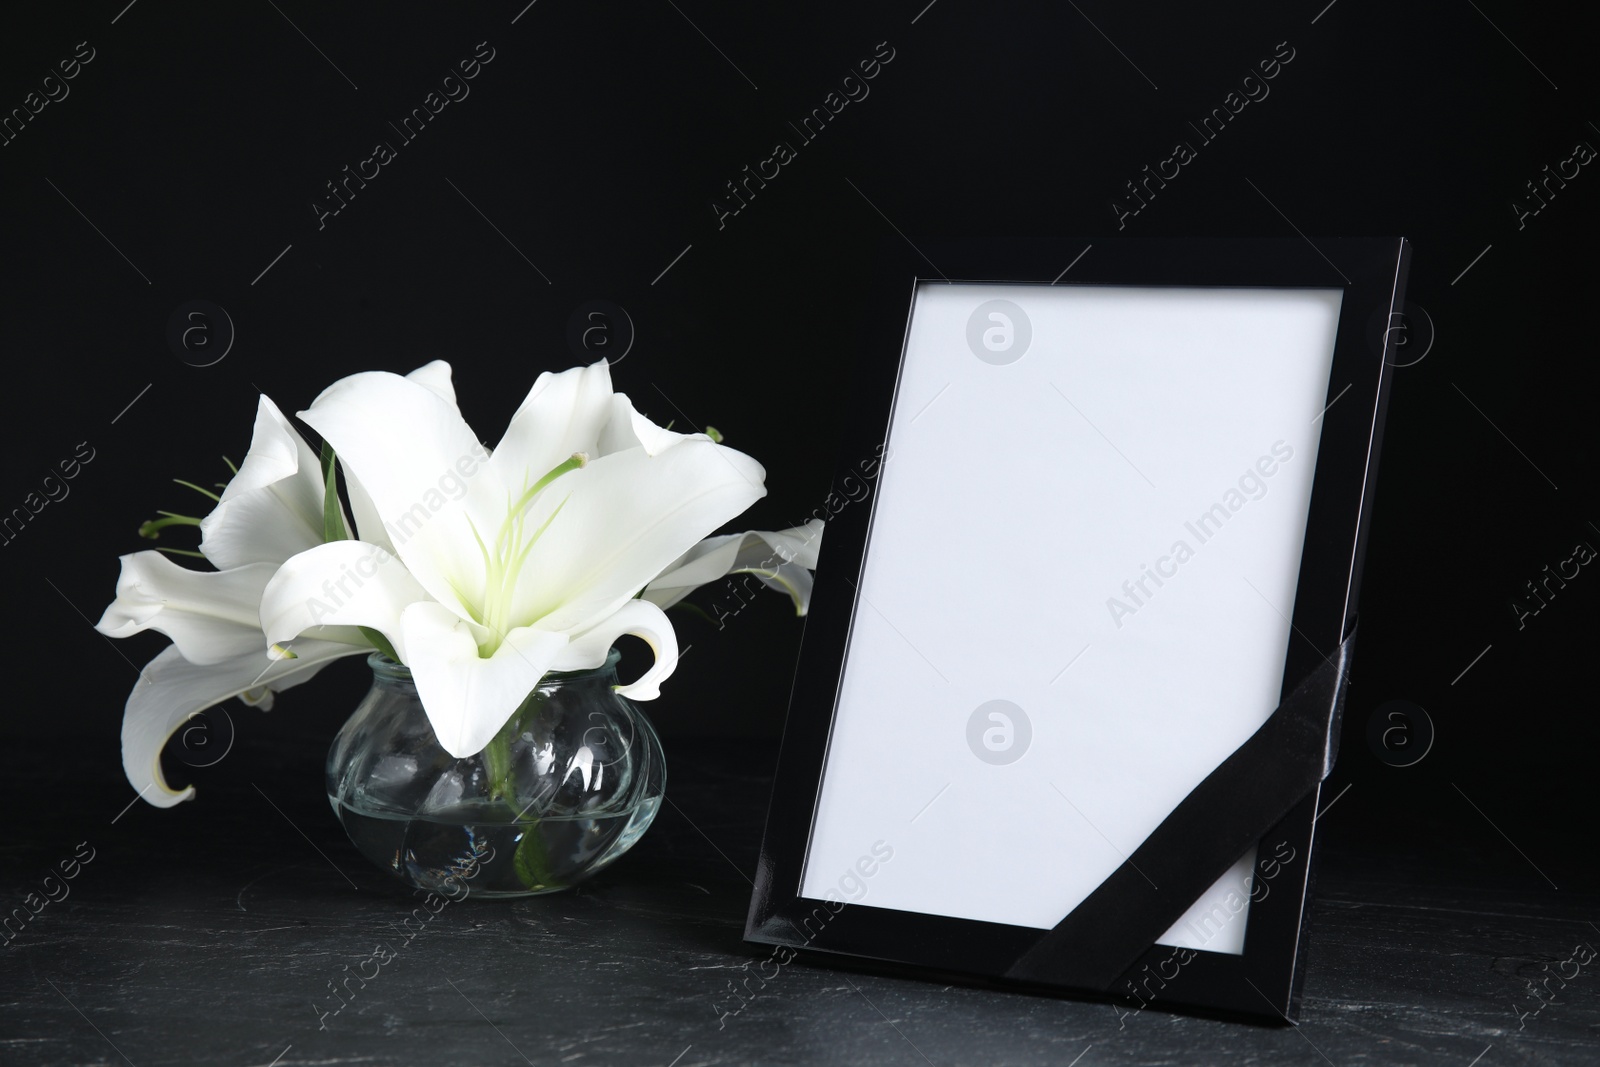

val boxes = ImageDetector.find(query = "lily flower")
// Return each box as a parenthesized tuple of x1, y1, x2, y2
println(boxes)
(259, 359, 768, 758)
(98, 364, 457, 807)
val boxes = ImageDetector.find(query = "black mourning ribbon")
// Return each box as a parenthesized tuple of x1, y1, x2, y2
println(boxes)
(1004, 628, 1355, 990)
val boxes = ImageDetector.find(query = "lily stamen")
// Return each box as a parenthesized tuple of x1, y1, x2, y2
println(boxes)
(479, 454, 586, 654)
(173, 478, 222, 503)
(138, 511, 202, 539)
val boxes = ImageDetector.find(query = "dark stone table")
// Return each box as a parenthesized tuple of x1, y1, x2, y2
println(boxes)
(3, 728, 1595, 1067)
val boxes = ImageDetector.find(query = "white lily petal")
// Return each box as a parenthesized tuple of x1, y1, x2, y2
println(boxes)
(489, 360, 615, 490)
(597, 392, 703, 457)
(722, 558, 816, 615)
(298, 371, 496, 620)
(754, 563, 815, 615)
(123, 640, 364, 807)
(512, 438, 767, 633)
(341, 361, 462, 553)
(260, 540, 432, 664)
(406, 360, 458, 408)
(200, 486, 327, 573)
(199, 395, 325, 570)
(400, 602, 569, 758)
(343, 472, 393, 555)
(550, 598, 679, 701)
(95, 553, 278, 666)
(642, 521, 826, 612)
(766, 519, 826, 570)
(646, 562, 815, 617)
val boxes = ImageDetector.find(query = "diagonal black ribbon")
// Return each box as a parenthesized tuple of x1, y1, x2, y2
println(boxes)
(1005, 629, 1354, 990)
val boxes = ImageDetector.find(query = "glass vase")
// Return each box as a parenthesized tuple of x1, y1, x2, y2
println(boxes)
(326, 649, 665, 898)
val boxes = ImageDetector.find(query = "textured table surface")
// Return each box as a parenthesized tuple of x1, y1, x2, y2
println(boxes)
(2, 732, 1595, 1067)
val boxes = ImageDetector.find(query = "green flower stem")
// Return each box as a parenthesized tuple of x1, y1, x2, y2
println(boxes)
(479, 701, 554, 891)
(482, 697, 534, 806)
(483, 727, 513, 804)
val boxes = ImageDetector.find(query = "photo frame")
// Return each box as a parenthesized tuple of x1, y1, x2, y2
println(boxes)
(746, 238, 1411, 1022)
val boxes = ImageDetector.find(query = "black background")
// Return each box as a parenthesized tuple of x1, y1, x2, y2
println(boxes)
(1, 0, 1596, 1036)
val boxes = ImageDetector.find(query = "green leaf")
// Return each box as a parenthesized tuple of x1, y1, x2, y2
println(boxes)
(321, 442, 349, 543)
(360, 626, 400, 663)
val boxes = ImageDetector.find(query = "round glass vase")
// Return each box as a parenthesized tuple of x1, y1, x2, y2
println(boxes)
(326, 649, 665, 899)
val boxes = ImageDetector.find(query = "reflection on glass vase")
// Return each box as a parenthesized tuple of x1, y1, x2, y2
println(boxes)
(326, 649, 665, 898)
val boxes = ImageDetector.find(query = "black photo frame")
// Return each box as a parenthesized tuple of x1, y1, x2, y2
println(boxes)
(745, 238, 1411, 1023)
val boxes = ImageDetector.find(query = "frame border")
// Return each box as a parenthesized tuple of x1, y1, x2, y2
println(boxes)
(746, 237, 1410, 1023)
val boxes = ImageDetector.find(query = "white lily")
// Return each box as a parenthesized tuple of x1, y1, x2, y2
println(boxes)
(99, 365, 456, 807)
(259, 359, 768, 758)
